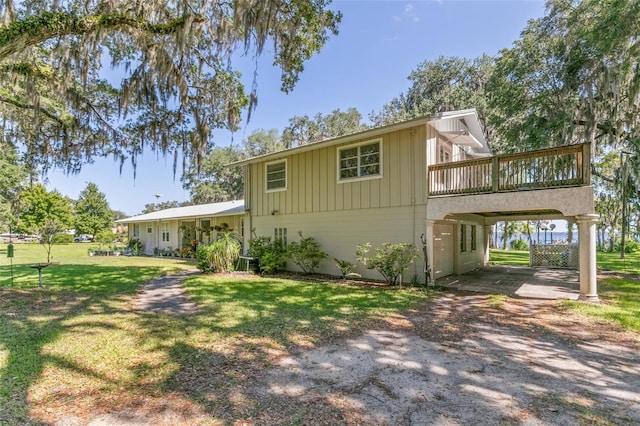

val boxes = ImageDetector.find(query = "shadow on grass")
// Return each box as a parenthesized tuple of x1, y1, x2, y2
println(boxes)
(127, 275, 427, 421)
(0, 264, 171, 424)
(133, 277, 640, 424)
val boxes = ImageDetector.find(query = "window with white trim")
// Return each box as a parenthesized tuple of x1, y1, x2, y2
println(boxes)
(266, 160, 287, 192)
(147, 223, 153, 234)
(338, 139, 381, 181)
(274, 228, 287, 246)
(133, 223, 140, 238)
(161, 222, 170, 242)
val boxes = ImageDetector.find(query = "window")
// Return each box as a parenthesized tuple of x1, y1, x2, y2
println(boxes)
(133, 223, 140, 238)
(161, 222, 170, 243)
(147, 223, 153, 234)
(460, 224, 467, 252)
(200, 220, 211, 243)
(338, 139, 382, 181)
(439, 144, 451, 163)
(266, 160, 287, 192)
(471, 225, 477, 251)
(274, 228, 287, 246)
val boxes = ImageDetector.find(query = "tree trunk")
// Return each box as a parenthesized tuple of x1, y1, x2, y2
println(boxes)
(567, 221, 573, 243)
(503, 221, 509, 250)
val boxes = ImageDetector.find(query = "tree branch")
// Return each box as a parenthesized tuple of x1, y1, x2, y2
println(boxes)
(0, 62, 119, 135)
(0, 94, 69, 128)
(0, 11, 205, 60)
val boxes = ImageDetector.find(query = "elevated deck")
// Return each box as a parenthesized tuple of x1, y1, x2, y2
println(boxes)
(428, 143, 591, 197)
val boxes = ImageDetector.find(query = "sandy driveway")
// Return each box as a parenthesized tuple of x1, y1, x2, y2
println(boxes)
(88, 286, 640, 425)
(243, 294, 640, 425)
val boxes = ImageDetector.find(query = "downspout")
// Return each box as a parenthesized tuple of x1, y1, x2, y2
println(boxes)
(246, 164, 252, 254)
(410, 127, 417, 281)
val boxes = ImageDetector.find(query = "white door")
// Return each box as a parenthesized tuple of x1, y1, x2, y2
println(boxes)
(433, 224, 454, 278)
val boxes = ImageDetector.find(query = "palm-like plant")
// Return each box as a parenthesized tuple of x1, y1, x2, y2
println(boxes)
(206, 232, 241, 273)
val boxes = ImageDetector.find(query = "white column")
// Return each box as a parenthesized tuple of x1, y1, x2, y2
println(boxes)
(576, 214, 599, 302)
(426, 220, 436, 284)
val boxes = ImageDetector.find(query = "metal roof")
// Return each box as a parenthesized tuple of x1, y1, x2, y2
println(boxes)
(116, 200, 245, 223)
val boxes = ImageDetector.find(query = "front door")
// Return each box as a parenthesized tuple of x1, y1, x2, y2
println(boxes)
(433, 224, 454, 278)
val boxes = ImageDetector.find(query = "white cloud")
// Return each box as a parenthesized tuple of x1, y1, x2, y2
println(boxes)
(403, 3, 420, 23)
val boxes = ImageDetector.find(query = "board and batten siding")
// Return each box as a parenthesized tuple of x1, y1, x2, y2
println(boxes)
(252, 206, 427, 281)
(247, 125, 430, 217)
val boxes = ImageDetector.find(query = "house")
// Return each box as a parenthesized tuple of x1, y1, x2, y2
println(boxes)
(116, 200, 245, 255)
(231, 109, 599, 300)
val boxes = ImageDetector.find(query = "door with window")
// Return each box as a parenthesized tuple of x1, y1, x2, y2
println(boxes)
(433, 224, 454, 278)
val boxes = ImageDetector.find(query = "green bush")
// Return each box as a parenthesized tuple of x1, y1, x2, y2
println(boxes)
(334, 258, 356, 279)
(95, 230, 115, 245)
(614, 239, 640, 254)
(248, 236, 286, 274)
(126, 238, 143, 255)
(510, 239, 529, 250)
(51, 233, 73, 244)
(207, 232, 241, 273)
(356, 242, 420, 285)
(286, 232, 327, 274)
(197, 245, 215, 272)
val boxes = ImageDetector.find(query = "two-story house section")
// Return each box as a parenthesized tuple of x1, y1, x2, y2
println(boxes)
(231, 109, 599, 300)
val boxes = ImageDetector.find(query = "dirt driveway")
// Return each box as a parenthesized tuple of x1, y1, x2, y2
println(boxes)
(241, 293, 640, 425)
(89, 286, 640, 425)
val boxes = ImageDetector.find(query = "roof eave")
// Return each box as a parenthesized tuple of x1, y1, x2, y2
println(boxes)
(227, 114, 433, 167)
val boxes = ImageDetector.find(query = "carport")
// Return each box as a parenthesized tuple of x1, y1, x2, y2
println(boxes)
(436, 265, 580, 300)
(425, 143, 598, 301)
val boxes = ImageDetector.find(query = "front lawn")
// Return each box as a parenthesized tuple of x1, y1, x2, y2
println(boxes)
(0, 243, 428, 424)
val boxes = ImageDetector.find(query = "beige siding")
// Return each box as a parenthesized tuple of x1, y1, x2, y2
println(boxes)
(252, 206, 427, 282)
(249, 125, 429, 217)
(451, 215, 486, 275)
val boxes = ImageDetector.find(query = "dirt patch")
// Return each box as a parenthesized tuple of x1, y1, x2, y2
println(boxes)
(45, 281, 640, 425)
(242, 293, 640, 425)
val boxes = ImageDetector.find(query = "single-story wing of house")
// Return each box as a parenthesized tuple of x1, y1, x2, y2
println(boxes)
(116, 200, 245, 256)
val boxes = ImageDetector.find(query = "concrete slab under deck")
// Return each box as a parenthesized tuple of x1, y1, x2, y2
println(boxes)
(435, 265, 580, 300)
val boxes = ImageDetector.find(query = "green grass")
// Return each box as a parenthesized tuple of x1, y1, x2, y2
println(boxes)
(0, 243, 428, 424)
(596, 251, 640, 275)
(490, 248, 640, 333)
(1, 242, 196, 291)
(489, 249, 530, 265)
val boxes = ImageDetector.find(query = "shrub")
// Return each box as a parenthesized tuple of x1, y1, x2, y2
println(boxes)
(197, 245, 214, 272)
(286, 232, 327, 274)
(248, 236, 286, 274)
(334, 258, 356, 279)
(207, 232, 241, 273)
(614, 239, 640, 254)
(126, 238, 143, 255)
(51, 233, 73, 244)
(356, 242, 420, 285)
(95, 230, 115, 245)
(510, 239, 529, 250)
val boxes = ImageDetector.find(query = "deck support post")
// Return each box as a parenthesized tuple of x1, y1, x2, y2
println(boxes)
(576, 214, 599, 302)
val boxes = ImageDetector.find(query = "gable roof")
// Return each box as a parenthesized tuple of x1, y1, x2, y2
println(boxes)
(116, 200, 245, 223)
(229, 109, 490, 167)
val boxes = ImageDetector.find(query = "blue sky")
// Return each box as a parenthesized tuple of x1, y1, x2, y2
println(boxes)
(46, 0, 546, 216)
